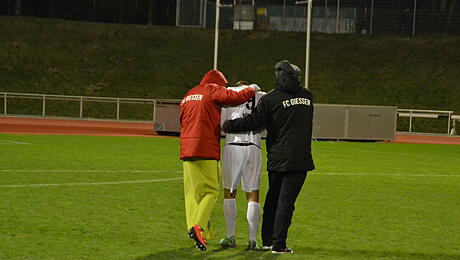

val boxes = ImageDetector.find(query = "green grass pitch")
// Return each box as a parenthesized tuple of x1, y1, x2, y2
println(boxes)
(0, 134, 459, 259)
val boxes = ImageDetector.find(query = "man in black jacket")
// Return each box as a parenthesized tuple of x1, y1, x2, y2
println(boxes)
(223, 60, 315, 254)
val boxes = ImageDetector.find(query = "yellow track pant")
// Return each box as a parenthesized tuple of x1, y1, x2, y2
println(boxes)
(183, 160, 220, 239)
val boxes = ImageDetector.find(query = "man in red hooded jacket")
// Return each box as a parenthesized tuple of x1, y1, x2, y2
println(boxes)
(180, 69, 257, 251)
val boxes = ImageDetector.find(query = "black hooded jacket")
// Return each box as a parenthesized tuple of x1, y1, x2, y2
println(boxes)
(224, 61, 315, 173)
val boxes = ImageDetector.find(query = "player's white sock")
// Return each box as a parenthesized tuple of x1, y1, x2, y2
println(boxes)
(247, 201, 260, 242)
(224, 199, 237, 238)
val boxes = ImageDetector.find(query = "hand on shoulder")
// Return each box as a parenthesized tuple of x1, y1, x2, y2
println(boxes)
(249, 84, 260, 92)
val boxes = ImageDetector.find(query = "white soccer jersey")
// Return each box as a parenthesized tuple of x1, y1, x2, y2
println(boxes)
(221, 86, 266, 147)
(221, 86, 265, 192)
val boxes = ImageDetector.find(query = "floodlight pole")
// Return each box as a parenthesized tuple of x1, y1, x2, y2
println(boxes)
(296, 0, 313, 89)
(213, 0, 220, 69)
(213, 1, 232, 70)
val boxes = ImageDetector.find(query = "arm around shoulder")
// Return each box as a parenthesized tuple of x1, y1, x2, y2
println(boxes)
(224, 95, 269, 133)
(211, 85, 255, 106)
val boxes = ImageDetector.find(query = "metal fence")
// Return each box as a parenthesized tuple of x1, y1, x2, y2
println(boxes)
(1, 92, 458, 135)
(176, 0, 206, 27)
(451, 115, 460, 135)
(2, 0, 458, 35)
(397, 108, 454, 134)
(0, 92, 156, 122)
(264, 1, 460, 35)
(266, 4, 357, 33)
(175, 0, 460, 35)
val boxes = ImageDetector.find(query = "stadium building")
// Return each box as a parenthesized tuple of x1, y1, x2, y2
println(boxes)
(0, 0, 459, 35)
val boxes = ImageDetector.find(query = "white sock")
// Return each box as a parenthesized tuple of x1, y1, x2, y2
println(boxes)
(224, 199, 237, 238)
(247, 201, 260, 242)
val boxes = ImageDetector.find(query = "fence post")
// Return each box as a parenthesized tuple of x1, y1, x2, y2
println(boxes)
(116, 98, 120, 120)
(42, 95, 46, 117)
(323, 0, 328, 33)
(92, 0, 96, 21)
(15, 0, 21, 15)
(412, 0, 417, 37)
(353, 7, 357, 33)
(282, 0, 286, 31)
(152, 99, 156, 123)
(3, 93, 6, 115)
(80, 97, 83, 118)
(176, 0, 180, 26)
(447, 112, 451, 135)
(335, 0, 340, 33)
(199, 0, 204, 27)
(202, 0, 208, 28)
(370, 0, 374, 35)
(451, 119, 457, 135)
(49, 0, 54, 17)
(409, 110, 413, 132)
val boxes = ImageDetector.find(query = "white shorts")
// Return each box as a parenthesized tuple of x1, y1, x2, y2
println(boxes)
(221, 144, 261, 193)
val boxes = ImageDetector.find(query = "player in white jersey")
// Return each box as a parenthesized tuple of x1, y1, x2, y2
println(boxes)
(219, 81, 266, 250)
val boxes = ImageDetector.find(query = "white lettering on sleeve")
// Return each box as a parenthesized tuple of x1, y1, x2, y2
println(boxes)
(181, 94, 203, 104)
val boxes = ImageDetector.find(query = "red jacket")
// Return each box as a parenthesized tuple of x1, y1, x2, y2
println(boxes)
(180, 70, 255, 160)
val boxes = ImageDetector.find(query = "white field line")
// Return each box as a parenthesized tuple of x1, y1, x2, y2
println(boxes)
(311, 172, 460, 177)
(0, 169, 183, 174)
(0, 177, 183, 188)
(0, 140, 33, 145)
(316, 147, 460, 162)
(1, 169, 457, 178)
(0, 170, 458, 189)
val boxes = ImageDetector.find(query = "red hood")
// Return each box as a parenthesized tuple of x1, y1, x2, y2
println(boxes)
(199, 70, 228, 86)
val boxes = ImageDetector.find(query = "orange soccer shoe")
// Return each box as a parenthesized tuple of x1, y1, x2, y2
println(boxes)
(188, 225, 207, 251)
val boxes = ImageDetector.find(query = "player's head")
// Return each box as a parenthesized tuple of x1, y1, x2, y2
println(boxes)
(275, 60, 301, 82)
(235, 80, 249, 87)
(200, 69, 228, 87)
(274, 60, 302, 92)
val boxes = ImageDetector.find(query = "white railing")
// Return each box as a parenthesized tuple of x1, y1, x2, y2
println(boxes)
(1, 92, 157, 122)
(397, 108, 454, 135)
(1, 92, 458, 135)
(451, 115, 460, 135)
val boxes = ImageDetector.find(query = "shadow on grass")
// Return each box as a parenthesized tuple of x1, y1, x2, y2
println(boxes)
(297, 246, 460, 259)
(137, 246, 460, 260)
(136, 246, 274, 260)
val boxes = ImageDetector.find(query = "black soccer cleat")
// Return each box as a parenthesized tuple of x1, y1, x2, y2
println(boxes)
(272, 247, 293, 254)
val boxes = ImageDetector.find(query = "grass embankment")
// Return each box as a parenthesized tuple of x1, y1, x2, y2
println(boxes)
(0, 16, 459, 130)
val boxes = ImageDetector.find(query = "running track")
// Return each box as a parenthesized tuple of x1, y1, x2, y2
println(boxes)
(1, 116, 459, 145)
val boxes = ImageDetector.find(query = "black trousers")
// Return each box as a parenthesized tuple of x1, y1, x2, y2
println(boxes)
(261, 171, 307, 250)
